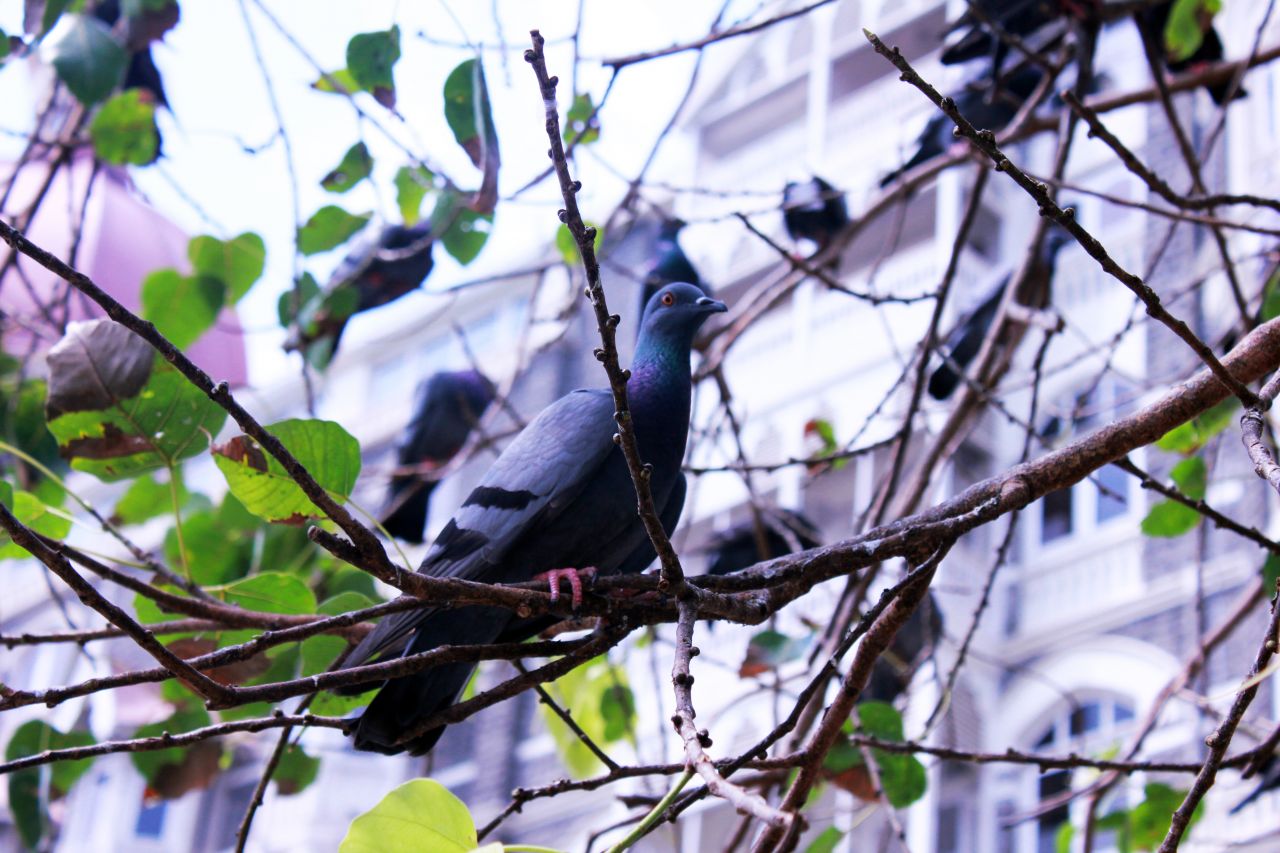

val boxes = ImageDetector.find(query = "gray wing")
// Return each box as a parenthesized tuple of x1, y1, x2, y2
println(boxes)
(344, 389, 617, 667)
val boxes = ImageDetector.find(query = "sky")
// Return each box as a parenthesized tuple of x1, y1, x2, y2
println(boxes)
(0, 0, 751, 383)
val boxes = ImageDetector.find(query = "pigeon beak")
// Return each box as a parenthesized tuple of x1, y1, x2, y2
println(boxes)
(696, 296, 727, 314)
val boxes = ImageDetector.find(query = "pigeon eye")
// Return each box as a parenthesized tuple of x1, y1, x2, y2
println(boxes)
(661, 293, 675, 306)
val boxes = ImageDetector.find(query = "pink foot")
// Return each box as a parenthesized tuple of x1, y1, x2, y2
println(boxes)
(534, 567, 597, 609)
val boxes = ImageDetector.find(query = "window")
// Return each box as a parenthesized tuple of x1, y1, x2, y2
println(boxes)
(134, 801, 166, 839)
(1041, 488, 1073, 543)
(1095, 463, 1129, 523)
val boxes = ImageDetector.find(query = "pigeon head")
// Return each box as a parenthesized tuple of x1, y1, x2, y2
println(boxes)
(639, 283, 724, 342)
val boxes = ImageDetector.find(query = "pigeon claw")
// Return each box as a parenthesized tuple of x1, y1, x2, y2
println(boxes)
(535, 567, 597, 610)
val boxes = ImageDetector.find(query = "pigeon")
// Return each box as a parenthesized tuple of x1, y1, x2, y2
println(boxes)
(638, 220, 705, 340)
(286, 222, 434, 365)
(338, 282, 726, 755)
(1232, 756, 1280, 814)
(928, 225, 1069, 400)
(704, 509, 821, 576)
(380, 370, 496, 544)
(940, 0, 1075, 71)
(881, 66, 1044, 188)
(864, 591, 944, 704)
(782, 177, 849, 261)
(1137, 1, 1244, 105)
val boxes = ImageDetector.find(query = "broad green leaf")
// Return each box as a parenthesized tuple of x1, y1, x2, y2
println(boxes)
(0, 30, 7, 62)
(48, 14, 127, 106)
(856, 701, 904, 741)
(5, 720, 95, 850)
(1141, 500, 1200, 537)
(1130, 783, 1202, 849)
(543, 655, 634, 777)
(112, 469, 188, 525)
(346, 26, 400, 110)
(164, 509, 253, 585)
(40, 0, 74, 36)
(854, 702, 928, 808)
(212, 418, 360, 524)
(188, 232, 266, 303)
(278, 272, 321, 328)
(275, 744, 321, 796)
(297, 206, 371, 256)
(805, 827, 844, 853)
(555, 221, 603, 264)
(0, 379, 62, 481)
(312, 68, 359, 96)
(341, 778, 477, 853)
(393, 165, 435, 225)
(431, 191, 491, 266)
(322, 142, 374, 193)
(311, 686, 376, 717)
(48, 354, 226, 481)
(564, 92, 601, 146)
(1263, 267, 1280, 322)
(0, 490, 73, 559)
(89, 89, 158, 165)
(216, 571, 316, 615)
(140, 269, 225, 349)
(740, 629, 810, 677)
(442, 58, 500, 214)
(1156, 399, 1238, 454)
(1170, 456, 1207, 500)
(0, 481, 11, 508)
(1164, 0, 1222, 62)
(1055, 822, 1074, 853)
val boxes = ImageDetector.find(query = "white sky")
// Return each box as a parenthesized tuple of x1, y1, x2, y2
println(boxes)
(0, 0, 749, 383)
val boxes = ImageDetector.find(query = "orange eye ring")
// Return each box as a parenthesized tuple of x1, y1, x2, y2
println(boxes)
(661, 292, 675, 306)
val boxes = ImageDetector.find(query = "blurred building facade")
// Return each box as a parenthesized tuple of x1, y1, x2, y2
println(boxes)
(4, 1, 1280, 851)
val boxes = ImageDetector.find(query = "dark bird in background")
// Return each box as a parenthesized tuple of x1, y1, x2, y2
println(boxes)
(1137, 1, 1244, 105)
(864, 591, 945, 704)
(287, 222, 434, 365)
(638, 219, 705, 337)
(940, 0, 1068, 71)
(704, 509, 821, 577)
(337, 283, 726, 755)
(1232, 757, 1280, 814)
(928, 225, 1070, 400)
(380, 370, 496, 544)
(782, 176, 849, 262)
(92, 0, 173, 161)
(881, 65, 1044, 188)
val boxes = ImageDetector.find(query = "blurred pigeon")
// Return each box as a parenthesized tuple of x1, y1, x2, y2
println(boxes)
(783, 176, 849, 261)
(881, 66, 1044, 188)
(941, 0, 1070, 71)
(705, 509, 821, 576)
(380, 370, 496, 544)
(863, 590, 945, 704)
(928, 225, 1069, 400)
(286, 222, 434, 365)
(1232, 757, 1280, 814)
(1137, 1, 1244, 105)
(638, 219, 705, 339)
(339, 283, 726, 755)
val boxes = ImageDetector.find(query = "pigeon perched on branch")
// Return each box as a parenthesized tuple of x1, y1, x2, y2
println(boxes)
(380, 370, 496, 544)
(340, 283, 726, 755)
(782, 176, 849, 262)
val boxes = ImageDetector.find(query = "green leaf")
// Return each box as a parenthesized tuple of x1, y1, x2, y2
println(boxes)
(1141, 500, 1201, 537)
(188, 232, 266, 303)
(1264, 554, 1280, 596)
(805, 827, 844, 853)
(0, 489, 73, 559)
(555, 221, 604, 264)
(1130, 783, 1202, 849)
(1262, 266, 1280, 322)
(1055, 822, 1075, 853)
(431, 191, 491, 266)
(857, 701, 904, 741)
(854, 702, 927, 808)
(217, 572, 316, 614)
(564, 92, 601, 146)
(1170, 456, 1207, 500)
(89, 89, 158, 165)
(165, 509, 253, 585)
(740, 629, 810, 677)
(340, 778, 477, 853)
(543, 656, 634, 777)
(1156, 399, 1238, 454)
(1164, 0, 1221, 62)
(312, 68, 359, 95)
(113, 469, 187, 525)
(393, 165, 436, 226)
(297, 205, 371, 256)
(442, 58, 501, 215)
(346, 26, 400, 110)
(5, 720, 95, 850)
(278, 272, 321, 328)
(599, 678, 636, 742)
(48, 14, 127, 106)
(212, 419, 360, 524)
(322, 142, 374, 193)
(0, 30, 7, 62)
(141, 269, 225, 350)
(274, 744, 320, 796)
(40, 0, 74, 36)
